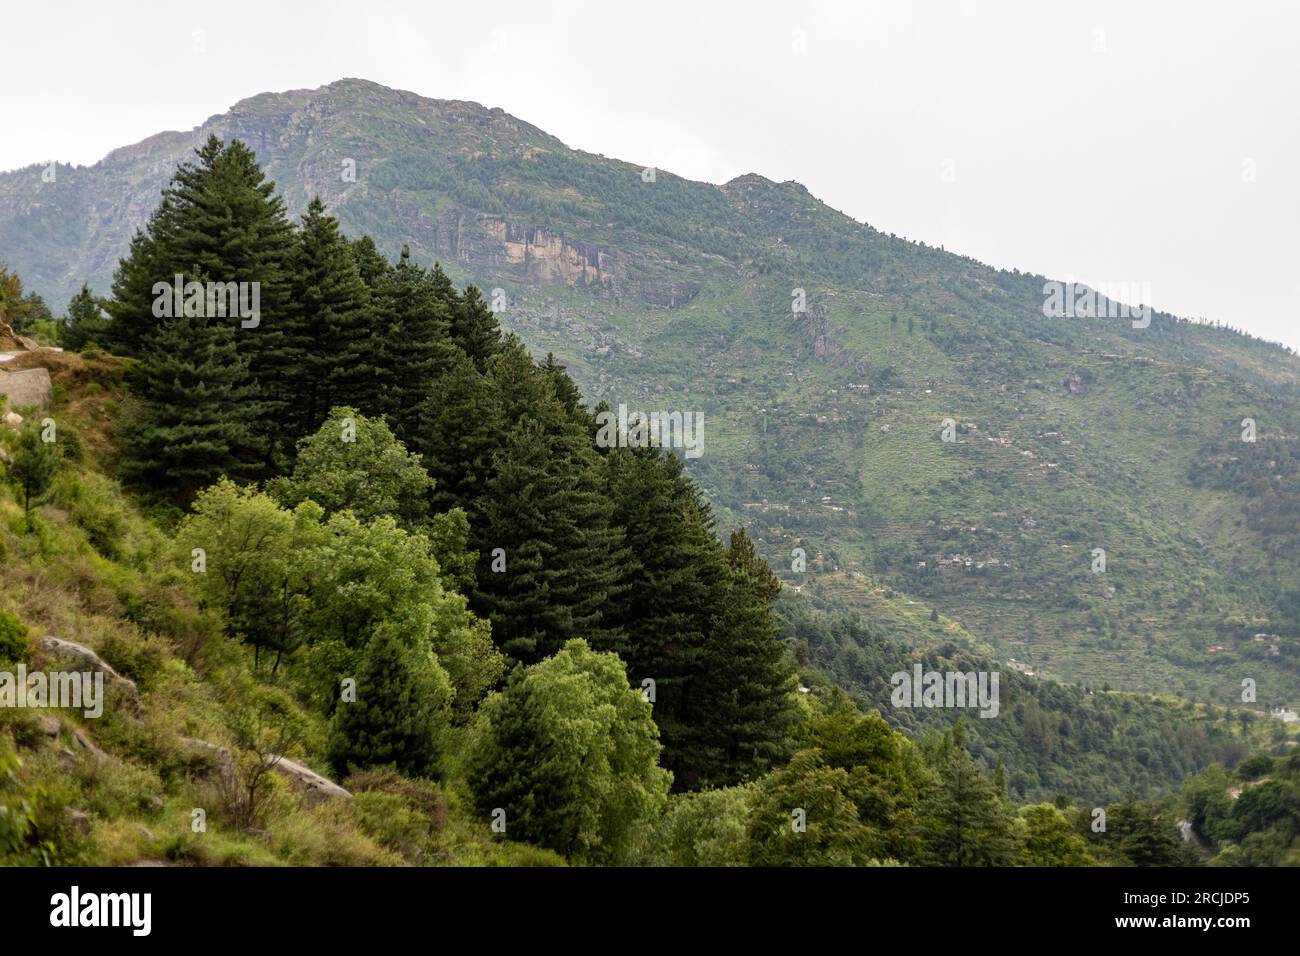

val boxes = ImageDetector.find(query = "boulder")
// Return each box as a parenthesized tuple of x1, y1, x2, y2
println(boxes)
(0, 366, 52, 409)
(269, 755, 352, 804)
(39, 635, 139, 702)
(175, 738, 351, 803)
(178, 736, 237, 790)
(71, 726, 109, 761)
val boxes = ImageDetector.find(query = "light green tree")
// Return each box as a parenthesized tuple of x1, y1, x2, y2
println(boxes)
(176, 478, 324, 672)
(1019, 803, 1094, 866)
(467, 639, 671, 864)
(295, 510, 501, 719)
(269, 407, 433, 527)
(4, 418, 60, 530)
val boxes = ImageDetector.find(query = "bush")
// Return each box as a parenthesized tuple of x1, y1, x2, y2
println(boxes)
(0, 610, 29, 663)
(94, 626, 168, 690)
(50, 471, 129, 559)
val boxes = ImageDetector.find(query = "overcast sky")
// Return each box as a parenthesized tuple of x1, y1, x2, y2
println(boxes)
(2, 0, 1296, 349)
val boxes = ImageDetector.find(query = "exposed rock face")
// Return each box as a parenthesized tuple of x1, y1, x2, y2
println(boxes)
(269, 755, 353, 804)
(40, 635, 139, 702)
(0, 366, 51, 408)
(480, 216, 612, 288)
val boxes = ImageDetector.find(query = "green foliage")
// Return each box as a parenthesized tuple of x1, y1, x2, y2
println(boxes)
(1019, 803, 1093, 866)
(638, 787, 752, 866)
(781, 601, 1256, 804)
(916, 722, 1018, 866)
(0, 609, 28, 663)
(176, 479, 321, 671)
(301, 510, 500, 714)
(467, 639, 671, 864)
(746, 749, 875, 865)
(326, 620, 453, 779)
(59, 284, 109, 351)
(4, 418, 60, 527)
(0, 743, 59, 866)
(268, 406, 433, 528)
(1182, 754, 1300, 865)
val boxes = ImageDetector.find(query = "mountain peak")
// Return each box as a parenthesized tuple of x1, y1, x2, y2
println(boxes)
(722, 172, 810, 195)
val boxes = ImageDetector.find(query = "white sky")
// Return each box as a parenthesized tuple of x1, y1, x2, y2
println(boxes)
(2, 0, 1297, 349)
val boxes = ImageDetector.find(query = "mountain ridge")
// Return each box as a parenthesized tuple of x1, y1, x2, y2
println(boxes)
(3, 78, 1298, 704)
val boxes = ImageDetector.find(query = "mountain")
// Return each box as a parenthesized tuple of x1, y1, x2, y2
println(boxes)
(2, 77, 1298, 704)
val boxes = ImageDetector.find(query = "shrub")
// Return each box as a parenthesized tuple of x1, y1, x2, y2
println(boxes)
(0, 610, 28, 663)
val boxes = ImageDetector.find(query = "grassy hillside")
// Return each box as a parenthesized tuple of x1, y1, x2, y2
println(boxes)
(0, 352, 562, 866)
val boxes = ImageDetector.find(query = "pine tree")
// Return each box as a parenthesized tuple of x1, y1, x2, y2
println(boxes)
(602, 446, 723, 788)
(450, 282, 502, 372)
(105, 135, 296, 463)
(60, 284, 109, 351)
(350, 235, 391, 290)
(282, 198, 374, 438)
(104, 219, 172, 356)
(122, 312, 259, 500)
(473, 410, 629, 664)
(416, 349, 505, 527)
(686, 529, 798, 787)
(918, 721, 1018, 865)
(325, 621, 452, 779)
(377, 248, 454, 445)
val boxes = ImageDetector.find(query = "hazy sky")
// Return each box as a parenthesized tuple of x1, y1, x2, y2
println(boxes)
(3, 0, 1297, 349)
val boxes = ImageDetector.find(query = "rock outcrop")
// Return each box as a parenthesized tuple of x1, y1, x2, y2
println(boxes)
(0, 320, 38, 353)
(270, 755, 353, 804)
(40, 635, 139, 702)
(175, 737, 352, 804)
(0, 366, 51, 408)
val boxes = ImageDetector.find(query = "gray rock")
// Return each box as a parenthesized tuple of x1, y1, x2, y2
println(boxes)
(70, 726, 109, 761)
(177, 736, 237, 789)
(0, 366, 52, 408)
(268, 754, 352, 804)
(39, 635, 139, 702)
